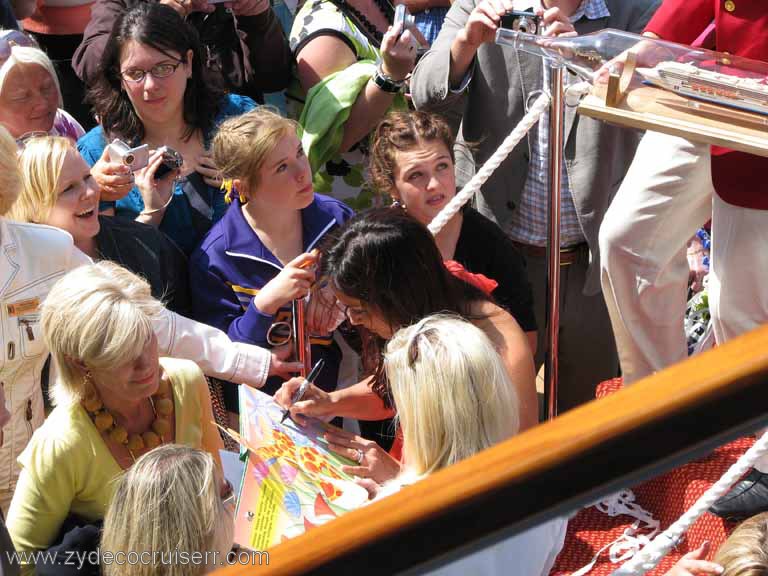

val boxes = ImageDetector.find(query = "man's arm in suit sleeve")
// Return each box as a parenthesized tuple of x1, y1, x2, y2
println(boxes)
(410, 0, 476, 118)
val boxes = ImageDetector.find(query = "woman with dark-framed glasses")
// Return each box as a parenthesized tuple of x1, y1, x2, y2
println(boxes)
(77, 2, 257, 254)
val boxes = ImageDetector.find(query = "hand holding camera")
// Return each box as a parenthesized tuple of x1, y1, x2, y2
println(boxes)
(91, 146, 135, 203)
(133, 147, 184, 222)
(460, 1, 573, 50)
(380, 18, 426, 82)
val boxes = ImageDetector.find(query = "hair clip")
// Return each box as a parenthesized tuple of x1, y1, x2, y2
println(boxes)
(221, 178, 247, 204)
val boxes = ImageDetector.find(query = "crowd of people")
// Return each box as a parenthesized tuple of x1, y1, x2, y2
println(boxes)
(0, 0, 765, 573)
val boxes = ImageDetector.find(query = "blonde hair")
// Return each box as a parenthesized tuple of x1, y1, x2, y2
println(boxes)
(211, 107, 297, 200)
(12, 135, 72, 223)
(0, 125, 21, 215)
(714, 512, 768, 576)
(384, 314, 519, 476)
(41, 261, 164, 406)
(102, 444, 232, 576)
(0, 45, 63, 108)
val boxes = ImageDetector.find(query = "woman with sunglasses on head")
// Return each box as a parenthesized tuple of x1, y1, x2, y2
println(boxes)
(276, 208, 537, 434)
(102, 445, 235, 576)
(0, 30, 84, 143)
(370, 109, 537, 353)
(326, 315, 566, 576)
(77, 3, 257, 254)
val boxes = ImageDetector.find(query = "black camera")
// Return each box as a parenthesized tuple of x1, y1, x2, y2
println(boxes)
(499, 10, 542, 35)
(153, 146, 184, 180)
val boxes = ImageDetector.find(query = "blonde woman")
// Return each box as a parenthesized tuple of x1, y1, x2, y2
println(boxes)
(323, 315, 565, 575)
(14, 135, 189, 314)
(0, 125, 292, 515)
(102, 445, 235, 576)
(189, 107, 353, 405)
(7, 262, 224, 572)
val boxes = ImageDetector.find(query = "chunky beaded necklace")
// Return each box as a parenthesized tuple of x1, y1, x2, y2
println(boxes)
(82, 372, 174, 463)
(334, 0, 394, 45)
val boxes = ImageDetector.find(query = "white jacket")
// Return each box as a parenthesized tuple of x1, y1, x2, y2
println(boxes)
(0, 219, 270, 495)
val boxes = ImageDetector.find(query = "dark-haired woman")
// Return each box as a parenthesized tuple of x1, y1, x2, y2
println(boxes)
(77, 3, 256, 254)
(276, 208, 537, 432)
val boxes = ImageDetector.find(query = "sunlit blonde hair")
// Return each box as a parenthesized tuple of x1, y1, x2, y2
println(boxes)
(41, 261, 164, 406)
(102, 444, 233, 576)
(211, 107, 297, 199)
(384, 314, 519, 476)
(11, 135, 72, 223)
(0, 45, 63, 107)
(0, 125, 20, 215)
(714, 512, 768, 576)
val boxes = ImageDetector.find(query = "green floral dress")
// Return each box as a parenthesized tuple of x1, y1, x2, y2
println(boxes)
(289, 0, 405, 210)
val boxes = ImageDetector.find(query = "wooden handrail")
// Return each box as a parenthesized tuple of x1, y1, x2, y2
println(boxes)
(216, 324, 768, 575)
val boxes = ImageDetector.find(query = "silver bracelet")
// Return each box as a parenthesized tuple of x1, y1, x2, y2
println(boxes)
(139, 192, 175, 217)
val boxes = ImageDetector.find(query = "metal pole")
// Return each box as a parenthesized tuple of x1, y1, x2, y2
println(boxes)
(544, 64, 565, 420)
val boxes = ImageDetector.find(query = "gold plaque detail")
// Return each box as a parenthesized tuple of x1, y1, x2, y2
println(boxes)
(724, 0, 736, 12)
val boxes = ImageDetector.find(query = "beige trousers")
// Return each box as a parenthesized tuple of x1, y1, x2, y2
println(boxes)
(600, 131, 768, 385)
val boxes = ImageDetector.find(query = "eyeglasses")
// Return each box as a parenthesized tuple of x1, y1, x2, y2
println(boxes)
(336, 302, 369, 321)
(0, 30, 38, 66)
(119, 61, 183, 84)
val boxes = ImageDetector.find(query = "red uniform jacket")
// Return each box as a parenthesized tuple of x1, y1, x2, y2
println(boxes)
(645, 0, 768, 210)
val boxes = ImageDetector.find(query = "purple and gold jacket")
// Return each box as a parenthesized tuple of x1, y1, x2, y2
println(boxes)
(189, 194, 353, 395)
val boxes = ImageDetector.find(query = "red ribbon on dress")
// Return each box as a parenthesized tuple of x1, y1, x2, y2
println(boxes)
(444, 260, 499, 296)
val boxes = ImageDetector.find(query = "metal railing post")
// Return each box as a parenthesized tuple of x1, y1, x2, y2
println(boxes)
(545, 64, 565, 420)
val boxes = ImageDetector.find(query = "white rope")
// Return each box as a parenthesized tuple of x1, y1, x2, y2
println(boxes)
(427, 92, 551, 236)
(571, 490, 660, 576)
(426, 79, 592, 236)
(612, 428, 768, 576)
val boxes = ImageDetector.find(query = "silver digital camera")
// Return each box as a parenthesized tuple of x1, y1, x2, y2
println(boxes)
(107, 139, 149, 171)
(106, 139, 183, 179)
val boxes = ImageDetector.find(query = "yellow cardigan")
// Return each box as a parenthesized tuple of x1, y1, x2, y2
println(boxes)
(6, 357, 224, 562)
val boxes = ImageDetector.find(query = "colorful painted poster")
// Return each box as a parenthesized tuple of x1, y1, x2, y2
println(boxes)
(232, 386, 369, 549)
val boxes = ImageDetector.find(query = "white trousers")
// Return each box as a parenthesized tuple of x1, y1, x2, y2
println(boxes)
(599, 131, 768, 385)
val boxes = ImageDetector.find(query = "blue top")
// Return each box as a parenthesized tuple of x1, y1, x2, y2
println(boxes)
(189, 193, 354, 394)
(77, 94, 256, 254)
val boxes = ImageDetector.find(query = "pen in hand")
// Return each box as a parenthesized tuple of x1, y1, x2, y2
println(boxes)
(280, 358, 325, 423)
